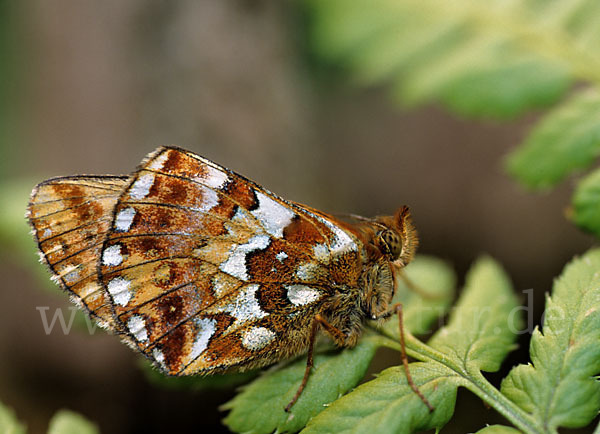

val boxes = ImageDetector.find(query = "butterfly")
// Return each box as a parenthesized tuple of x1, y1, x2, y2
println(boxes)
(27, 146, 429, 411)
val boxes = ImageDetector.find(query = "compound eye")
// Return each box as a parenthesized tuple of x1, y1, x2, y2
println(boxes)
(377, 230, 402, 259)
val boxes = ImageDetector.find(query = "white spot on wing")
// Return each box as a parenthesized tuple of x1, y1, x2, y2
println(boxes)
(225, 207, 253, 237)
(130, 173, 155, 200)
(190, 317, 217, 359)
(219, 235, 270, 281)
(148, 152, 170, 170)
(251, 191, 296, 238)
(197, 165, 229, 189)
(295, 263, 321, 281)
(231, 207, 249, 223)
(107, 277, 132, 306)
(102, 244, 123, 266)
(307, 211, 357, 254)
(212, 274, 235, 298)
(242, 326, 276, 350)
(191, 186, 219, 213)
(42, 228, 52, 238)
(127, 315, 148, 342)
(115, 207, 136, 232)
(64, 271, 80, 284)
(276, 251, 288, 262)
(221, 284, 267, 325)
(153, 348, 167, 370)
(313, 243, 330, 263)
(286, 285, 321, 306)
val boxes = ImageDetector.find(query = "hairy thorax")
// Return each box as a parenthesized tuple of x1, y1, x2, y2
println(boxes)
(321, 206, 418, 348)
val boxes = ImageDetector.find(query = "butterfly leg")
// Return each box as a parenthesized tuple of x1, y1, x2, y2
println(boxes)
(394, 303, 434, 412)
(377, 303, 434, 412)
(284, 314, 344, 412)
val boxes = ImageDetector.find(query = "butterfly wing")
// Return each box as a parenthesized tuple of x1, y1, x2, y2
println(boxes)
(98, 147, 364, 374)
(27, 175, 129, 331)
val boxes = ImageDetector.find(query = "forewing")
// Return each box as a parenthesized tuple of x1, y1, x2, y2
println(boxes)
(98, 147, 363, 374)
(27, 176, 128, 330)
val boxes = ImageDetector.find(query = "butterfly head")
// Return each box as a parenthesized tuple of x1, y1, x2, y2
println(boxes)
(359, 206, 418, 321)
(374, 206, 418, 268)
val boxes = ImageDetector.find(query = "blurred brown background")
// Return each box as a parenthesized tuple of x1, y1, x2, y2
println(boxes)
(0, 1, 594, 433)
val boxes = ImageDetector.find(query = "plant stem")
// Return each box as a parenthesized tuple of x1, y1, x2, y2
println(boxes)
(462, 370, 543, 434)
(376, 330, 545, 434)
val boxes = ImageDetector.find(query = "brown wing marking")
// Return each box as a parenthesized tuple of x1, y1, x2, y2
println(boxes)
(27, 176, 128, 330)
(131, 279, 327, 375)
(98, 147, 361, 372)
(175, 283, 326, 374)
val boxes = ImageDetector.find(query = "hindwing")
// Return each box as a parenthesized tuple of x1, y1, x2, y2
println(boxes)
(28, 176, 128, 331)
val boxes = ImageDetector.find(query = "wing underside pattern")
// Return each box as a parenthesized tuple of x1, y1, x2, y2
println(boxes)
(98, 147, 363, 374)
(28, 147, 366, 375)
(28, 176, 129, 331)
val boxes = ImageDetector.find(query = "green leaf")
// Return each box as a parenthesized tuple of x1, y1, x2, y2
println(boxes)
(306, 0, 586, 118)
(47, 410, 99, 434)
(572, 166, 600, 236)
(301, 256, 523, 434)
(301, 363, 459, 434)
(506, 88, 600, 189)
(474, 425, 522, 434)
(427, 56, 569, 119)
(224, 256, 524, 433)
(223, 255, 455, 433)
(0, 401, 26, 434)
(222, 336, 379, 434)
(428, 256, 521, 373)
(383, 255, 455, 337)
(501, 248, 600, 430)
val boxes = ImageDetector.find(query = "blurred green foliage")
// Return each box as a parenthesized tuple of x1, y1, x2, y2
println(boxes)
(47, 410, 99, 434)
(0, 401, 26, 434)
(305, 0, 600, 237)
(0, 402, 98, 434)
